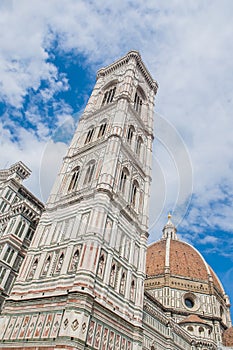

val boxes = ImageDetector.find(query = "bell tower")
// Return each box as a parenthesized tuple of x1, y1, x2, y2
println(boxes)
(0, 51, 158, 350)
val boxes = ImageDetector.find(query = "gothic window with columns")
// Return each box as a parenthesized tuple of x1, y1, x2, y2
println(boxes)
(25, 227, 34, 241)
(97, 121, 107, 138)
(130, 179, 139, 208)
(119, 167, 129, 194)
(41, 255, 51, 276)
(55, 253, 64, 274)
(4, 189, 13, 201)
(3, 246, 14, 264)
(136, 136, 143, 156)
(68, 166, 80, 192)
(127, 125, 135, 145)
(97, 251, 106, 279)
(28, 258, 38, 279)
(130, 279, 136, 301)
(83, 160, 95, 185)
(69, 247, 81, 272)
(102, 86, 116, 106)
(84, 127, 95, 144)
(0, 266, 6, 284)
(15, 220, 26, 238)
(0, 200, 7, 213)
(7, 217, 16, 234)
(134, 91, 142, 114)
(109, 263, 117, 287)
(119, 271, 126, 295)
(13, 254, 23, 272)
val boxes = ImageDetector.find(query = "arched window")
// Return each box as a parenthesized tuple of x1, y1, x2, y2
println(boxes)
(127, 125, 135, 144)
(97, 122, 107, 138)
(83, 161, 95, 185)
(84, 127, 95, 144)
(0, 266, 6, 284)
(25, 227, 34, 241)
(5, 189, 13, 201)
(130, 180, 139, 207)
(136, 136, 143, 156)
(199, 327, 204, 333)
(119, 272, 126, 295)
(70, 249, 80, 272)
(3, 246, 14, 263)
(97, 253, 106, 279)
(7, 218, 16, 234)
(220, 305, 224, 317)
(0, 200, 7, 213)
(28, 258, 38, 279)
(15, 220, 26, 238)
(8, 249, 14, 263)
(109, 263, 116, 287)
(42, 255, 51, 276)
(102, 86, 116, 106)
(68, 166, 80, 192)
(119, 167, 129, 194)
(130, 280, 136, 301)
(55, 253, 64, 273)
(134, 92, 142, 114)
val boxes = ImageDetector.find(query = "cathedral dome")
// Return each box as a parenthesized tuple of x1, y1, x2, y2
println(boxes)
(146, 215, 225, 298)
(222, 327, 233, 346)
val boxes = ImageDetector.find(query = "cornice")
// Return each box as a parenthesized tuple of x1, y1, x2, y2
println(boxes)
(97, 51, 158, 93)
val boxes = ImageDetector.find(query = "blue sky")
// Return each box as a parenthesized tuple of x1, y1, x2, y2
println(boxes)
(0, 1, 233, 315)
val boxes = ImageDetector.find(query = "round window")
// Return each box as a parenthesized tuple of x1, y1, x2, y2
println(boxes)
(185, 298, 194, 308)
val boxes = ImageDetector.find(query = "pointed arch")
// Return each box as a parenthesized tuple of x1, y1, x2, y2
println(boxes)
(136, 136, 143, 156)
(97, 120, 107, 138)
(55, 252, 64, 273)
(127, 125, 135, 144)
(83, 160, 96, 185)
(130, 179, 139, 207)
(109, 263, 117, 287)
(42, 255, 51, 276)
(84, 126, 95, 144)
(97, 251, 106, 279)
(3, 246, 14, 263)
(15, 220, 26, 238)
(130, 279, 136, 301)
(119, 167, 129, 194)
(69, 247, 81, 272)
(119, 271, 126, 295)
(0, 266, 6, 284)
(68, 166, 80, 192)
(134, 86, 146, 116)
(28, 258, 38, 279)
(102, 82, 117, 106)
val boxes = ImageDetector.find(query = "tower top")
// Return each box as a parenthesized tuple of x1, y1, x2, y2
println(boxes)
(97, 50, 158, 93)
(162, 213, 178, 240)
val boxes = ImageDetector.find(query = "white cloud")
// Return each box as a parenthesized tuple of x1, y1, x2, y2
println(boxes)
(1, 0, 233, 242)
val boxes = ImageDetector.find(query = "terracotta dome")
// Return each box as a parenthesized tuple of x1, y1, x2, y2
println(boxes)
(223, 327, 233, 347)
(146, 215, 225, 296)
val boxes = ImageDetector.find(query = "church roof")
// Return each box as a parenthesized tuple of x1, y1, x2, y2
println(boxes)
(146, 216, 225, 297)
(223, 327, 233, 347)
